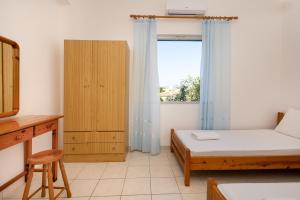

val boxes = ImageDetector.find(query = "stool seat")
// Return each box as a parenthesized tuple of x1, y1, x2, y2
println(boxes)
(27, 149, 63, 165)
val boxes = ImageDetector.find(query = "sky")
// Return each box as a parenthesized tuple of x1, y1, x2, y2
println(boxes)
(157, 40, 202, 88)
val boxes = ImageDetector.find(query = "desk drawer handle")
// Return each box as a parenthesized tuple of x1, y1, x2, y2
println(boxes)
(21, 129, 26, 133)
(112, 146, 116, 150)
(16, 135, 23, 140)
(72, 136, 76, 140)
(72, 147, 75, 151)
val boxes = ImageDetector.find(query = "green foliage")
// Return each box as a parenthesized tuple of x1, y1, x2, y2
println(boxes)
(164, 76, 200, 102)
(160, 87, 166, 102)
(160, 87, 166, 93)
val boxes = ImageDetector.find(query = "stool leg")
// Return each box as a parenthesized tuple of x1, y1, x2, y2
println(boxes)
(22, 164, 34, 200)
(47, 164, 55, 200)
(41, 164, 46, 197)
(59, 159, 72, 198)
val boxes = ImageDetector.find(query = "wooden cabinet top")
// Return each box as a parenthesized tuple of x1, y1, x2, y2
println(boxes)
(0, 115, 63, 135)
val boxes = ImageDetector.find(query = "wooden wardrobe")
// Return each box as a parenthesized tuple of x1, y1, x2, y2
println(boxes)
(64, 40, 129, 162)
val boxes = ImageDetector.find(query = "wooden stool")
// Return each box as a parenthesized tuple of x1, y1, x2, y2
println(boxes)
(22, 149, 71, 200)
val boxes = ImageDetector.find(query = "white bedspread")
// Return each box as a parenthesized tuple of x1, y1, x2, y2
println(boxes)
(175, 129, 300, 156)
(218, 182, 300, 200)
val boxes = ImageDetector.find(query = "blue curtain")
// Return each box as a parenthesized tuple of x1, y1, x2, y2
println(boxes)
(200, 20, 231, 130)
(131, 19, 160, 155)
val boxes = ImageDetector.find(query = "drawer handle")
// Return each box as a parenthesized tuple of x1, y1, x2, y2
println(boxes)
(72, 136, 75, 140)
(72, 147, 75, 151)
(16, 135, 23, 140)
(21, 129, 26, 133)
(112, 136, 116, 139)
(112, 146, 116, 150)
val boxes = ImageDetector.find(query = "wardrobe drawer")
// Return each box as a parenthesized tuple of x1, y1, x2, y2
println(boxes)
(64, 143, 89, 154)
(89, 132, 124, 142)
(64, 132, 89, 143)
(90, 143, 125, 153)
(64, 143, 125, 154)
(64, 132, 124, 143)
(0, 128, 33, 150)
(35, 120, 57, 136)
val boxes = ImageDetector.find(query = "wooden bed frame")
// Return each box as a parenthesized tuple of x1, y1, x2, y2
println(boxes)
(207, 178, 226, 200)
(170, 112, 300, 186)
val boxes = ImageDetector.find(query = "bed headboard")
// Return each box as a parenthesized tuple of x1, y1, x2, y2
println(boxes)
(277, 112, 285, 125)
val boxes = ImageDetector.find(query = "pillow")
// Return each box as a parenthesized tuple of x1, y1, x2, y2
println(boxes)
(275, 108, 300, 139)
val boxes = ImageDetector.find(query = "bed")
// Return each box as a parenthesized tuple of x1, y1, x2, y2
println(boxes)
(207, 178, 300, 200)
(170, 112, 300, 186)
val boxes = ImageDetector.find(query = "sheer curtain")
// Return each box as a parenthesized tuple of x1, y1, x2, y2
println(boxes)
(131, 19, 160, 155)
(200, 20, 231, 130)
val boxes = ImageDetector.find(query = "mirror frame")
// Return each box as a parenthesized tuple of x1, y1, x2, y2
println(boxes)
(0, 36, 20, 118)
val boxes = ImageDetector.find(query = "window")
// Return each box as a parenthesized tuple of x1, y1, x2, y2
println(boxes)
(158, 36, 202, 103)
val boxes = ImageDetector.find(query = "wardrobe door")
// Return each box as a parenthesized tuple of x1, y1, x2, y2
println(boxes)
(64, 40, 95, 131)
(93, 41, 127, 131)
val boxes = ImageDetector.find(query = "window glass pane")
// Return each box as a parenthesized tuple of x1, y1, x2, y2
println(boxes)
(158, 40, 202, 103)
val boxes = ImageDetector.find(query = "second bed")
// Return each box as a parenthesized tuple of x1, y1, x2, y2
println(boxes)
(207, 178, 300, 200)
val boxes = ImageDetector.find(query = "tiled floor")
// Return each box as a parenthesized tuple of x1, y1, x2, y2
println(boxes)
(2, 149, 300, 200)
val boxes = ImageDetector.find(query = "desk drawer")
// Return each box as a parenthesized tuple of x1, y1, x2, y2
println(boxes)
(0, 128, 33, 150)
(35, 120, 57, 136)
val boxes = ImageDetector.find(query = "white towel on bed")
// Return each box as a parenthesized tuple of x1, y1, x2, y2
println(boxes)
(191, 131, 220, 141)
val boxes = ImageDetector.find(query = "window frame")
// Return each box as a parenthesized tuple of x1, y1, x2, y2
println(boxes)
(157, 34, 202, 104)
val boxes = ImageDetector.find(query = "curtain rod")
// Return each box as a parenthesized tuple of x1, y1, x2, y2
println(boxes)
(130, 15, 238, 21)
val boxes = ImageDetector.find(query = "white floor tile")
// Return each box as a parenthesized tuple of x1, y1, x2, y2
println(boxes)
(181, 193, 206, 200)
(167, 154, 179, 166)
(77, 163, 106, 179)
(151, 178, 179, 194)
(127, 157, 149, 166)
(69, 179, 98, 197)
(150, 166, 174, 178)
(60, 198, 90, 200)
(176, 177, 206, 194)
(150, 155, 170, 166)
(126, 166, 150, 178)
(92, 179, 124, 196)
(107, 162, 128, 167)
(60, 163, 85, 180)
(152, 194, 182, 200)
(170, 165, 183, 177)
(121, 195, 151, 200)
(127, 151, 149, 159)
(102, 166, 127, 179)
(90, 196, 121, 200)
(122, 178, 151, 195)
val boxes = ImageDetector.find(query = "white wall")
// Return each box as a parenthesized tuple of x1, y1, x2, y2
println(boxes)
(161, 104, 200, 146)
(280, 0, 300, 110)
(0, 0, 64, 185)
(0, 0, 288, 184)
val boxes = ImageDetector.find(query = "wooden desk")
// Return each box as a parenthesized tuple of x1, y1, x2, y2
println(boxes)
(0, 115, 63, 191)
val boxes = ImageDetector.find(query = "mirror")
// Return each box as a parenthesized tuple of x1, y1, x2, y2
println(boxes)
(0, 36, 19, 118)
